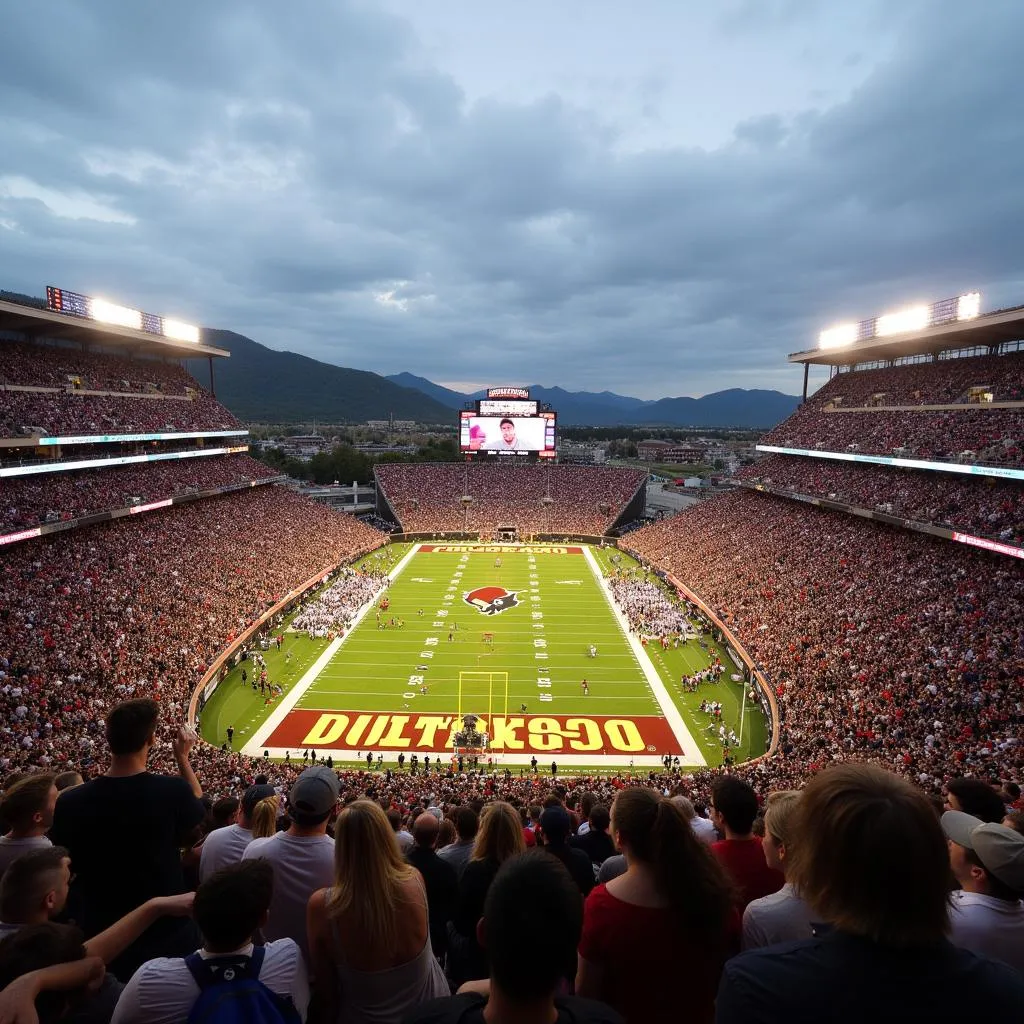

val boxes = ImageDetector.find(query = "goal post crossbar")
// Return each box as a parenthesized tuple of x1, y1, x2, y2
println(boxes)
(457, 670, 509, 741)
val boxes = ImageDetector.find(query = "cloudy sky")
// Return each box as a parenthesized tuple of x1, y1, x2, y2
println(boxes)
(2, 1, 1022, 399)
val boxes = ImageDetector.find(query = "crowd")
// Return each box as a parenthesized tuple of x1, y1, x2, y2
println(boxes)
(625, 488, 1023, 795)
(0, 390, 240, 438)
(762, 405, 1024, 468)
(375, 464, 647, 537)
(807, 350, 1024, 407)
(0, 487, 386, 787)
(0, 340, 203, 395)
(0, 705, 1020, 1023)
(1, 454, 279, 532)
(290, 569, 390, 636)
(739, 455, 1024, 546)
(608, 576, 692, 639)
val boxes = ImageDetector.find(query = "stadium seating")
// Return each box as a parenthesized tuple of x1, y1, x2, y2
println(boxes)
(739, 454, 1024, 546)
(1, 454, 279, 532)
(625, 488, 1023, 793)
(375, 463, 647, 536)
(761, 350, 1024, 467)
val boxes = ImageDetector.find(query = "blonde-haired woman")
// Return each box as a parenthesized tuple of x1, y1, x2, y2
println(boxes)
(447, 801, 525, 987)
(307, 799, 448, 1023)
(250, 794, 280, 839)
(741, 790, 814, 949)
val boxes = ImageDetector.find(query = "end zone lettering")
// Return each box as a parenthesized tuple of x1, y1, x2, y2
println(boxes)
(419, 545, 582, 555)
(266, 710, 681, 754)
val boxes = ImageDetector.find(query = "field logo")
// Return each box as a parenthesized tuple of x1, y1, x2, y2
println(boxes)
(464, 585, 520, 616)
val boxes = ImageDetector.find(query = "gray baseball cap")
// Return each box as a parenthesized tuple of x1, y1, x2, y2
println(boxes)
(942, 810, 1024, 892)
(287, 766, 340, 817)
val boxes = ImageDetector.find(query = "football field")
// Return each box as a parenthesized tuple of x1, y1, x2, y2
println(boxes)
(200, 542, 768, 769)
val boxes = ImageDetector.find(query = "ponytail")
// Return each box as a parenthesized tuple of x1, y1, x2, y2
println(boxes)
(616, 788, 735, 939)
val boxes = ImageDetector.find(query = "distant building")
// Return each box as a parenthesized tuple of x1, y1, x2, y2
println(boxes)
(366, 419, 416, 430)
(637, 439, 705, 463)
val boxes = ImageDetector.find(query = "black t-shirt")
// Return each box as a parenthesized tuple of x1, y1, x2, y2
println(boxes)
(544, 844, 596, 896)
(406, 993, 624, 1024)
(50, 772, 204, 939)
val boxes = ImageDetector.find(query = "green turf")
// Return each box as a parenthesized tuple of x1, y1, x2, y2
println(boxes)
(198, 543, 768, 769)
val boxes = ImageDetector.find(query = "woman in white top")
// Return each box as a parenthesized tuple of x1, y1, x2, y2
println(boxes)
(306, 800, 448, 1024)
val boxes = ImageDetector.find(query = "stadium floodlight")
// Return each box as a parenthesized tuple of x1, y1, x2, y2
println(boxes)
(876, 304, 929, 337)
(818, 323, 858, 349)
(162, 318, 200, 343)
(89, 297, 142, 330)
(957, 291, 981, 321)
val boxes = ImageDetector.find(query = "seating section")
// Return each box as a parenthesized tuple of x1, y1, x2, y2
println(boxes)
(1, 454, 280, 532)
(375, 463, 647, 536)
(762, 350, 1024, 466)
(0, 487, 386, 784)
(625, 488, 1022, 792)
(0, 340, 240, 437)
(739, 454, 1024, 546)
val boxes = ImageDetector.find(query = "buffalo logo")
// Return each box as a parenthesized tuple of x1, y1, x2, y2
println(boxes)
(464, 585, 520, 616)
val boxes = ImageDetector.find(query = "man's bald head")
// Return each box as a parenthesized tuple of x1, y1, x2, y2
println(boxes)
(413, 812, 440, 848)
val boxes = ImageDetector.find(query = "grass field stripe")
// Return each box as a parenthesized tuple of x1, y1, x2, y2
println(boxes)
(242, 542, 422, 755)
(581, 545, 706, 766)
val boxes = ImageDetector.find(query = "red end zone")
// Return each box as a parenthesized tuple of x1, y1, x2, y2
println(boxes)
(266, 710, 682, 755)
(419, 545, 582, 554)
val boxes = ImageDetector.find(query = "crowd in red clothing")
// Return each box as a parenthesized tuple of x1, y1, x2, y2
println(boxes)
(738, 454, 1024, 545)
(625, 488, 1023, 796)
(1, 454, 279, 532)
(375, 463, 647, 536)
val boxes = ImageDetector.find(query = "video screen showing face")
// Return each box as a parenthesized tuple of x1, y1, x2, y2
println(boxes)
(460, 415, 549, 452)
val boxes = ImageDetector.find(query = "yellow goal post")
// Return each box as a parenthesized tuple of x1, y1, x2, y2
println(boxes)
(456, 670, 509, 747)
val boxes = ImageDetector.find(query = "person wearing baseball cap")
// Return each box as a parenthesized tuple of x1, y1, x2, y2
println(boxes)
(942, 810, 1024, 972)
(241, 767, 339, 964)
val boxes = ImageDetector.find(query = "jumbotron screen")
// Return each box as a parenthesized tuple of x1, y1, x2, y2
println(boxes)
(459, 409, 556, 456)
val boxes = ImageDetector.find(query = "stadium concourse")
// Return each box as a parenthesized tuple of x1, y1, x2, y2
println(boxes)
(1, 328, 1024, 1018)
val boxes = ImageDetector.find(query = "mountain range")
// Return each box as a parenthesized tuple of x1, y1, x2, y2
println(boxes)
(385, 373, 799, 428)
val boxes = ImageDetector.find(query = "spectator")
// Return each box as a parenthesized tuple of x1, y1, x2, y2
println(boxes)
(577, 787, 736, 1024)
(741, 791, 814, 949)
(53, 773, 83, 794)
(945, 778, 1008, 823)
(942, 811, 1024, 972)
(709, 776, 784, 911)
(405, 811, 459, 960)
(306, 800, 448, 1022)
(0, 923, 116, 1024)
(48, 699, 204, 979)
(241, 767, 338, 966)
(0, 845, 194, 969)
(251, 795, 282, 840)
(570, 804, 616, 868)
(437, 806, 478, 880)
(539, 807, 595, 896)
(716, 764, 1024, 1023)
(448, 802, 526, 988)
(111, 860, 309, 1024)
(199, 783, 276, 882)
(0, 953, 106, 1024)
(671, 795, 717, 846)
(0, 774, 56, 877)
(410, 852, 623, 1024)
(388, 808, 414, 854)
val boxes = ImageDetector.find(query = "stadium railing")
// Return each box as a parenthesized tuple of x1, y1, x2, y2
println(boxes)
(620, 542, 781, 760)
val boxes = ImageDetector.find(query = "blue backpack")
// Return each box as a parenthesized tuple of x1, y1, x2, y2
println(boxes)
(185, 946, 302, 1024)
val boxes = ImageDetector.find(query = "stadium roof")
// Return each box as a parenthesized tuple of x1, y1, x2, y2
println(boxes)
(788, 304, 1024, 367)
(0, 298, 230, 359)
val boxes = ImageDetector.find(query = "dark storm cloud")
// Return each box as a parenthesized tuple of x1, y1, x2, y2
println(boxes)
(1, 0, 1023, 399)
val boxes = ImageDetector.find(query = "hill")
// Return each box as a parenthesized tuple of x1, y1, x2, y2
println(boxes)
(386, 375, 798, 428)
(187, 331, 454, 423)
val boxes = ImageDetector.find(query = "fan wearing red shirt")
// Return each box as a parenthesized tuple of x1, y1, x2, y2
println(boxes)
(576, 788, 738, 1024)
(709, 776, 784, 911)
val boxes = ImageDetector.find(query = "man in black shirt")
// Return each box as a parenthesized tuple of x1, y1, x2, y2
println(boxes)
(49, 699, 204, 980)
(538, 807, 594, 896)
(405, 813, 458, 958)
(408, 852, 621, 1024)
(570, 805, 616, 867)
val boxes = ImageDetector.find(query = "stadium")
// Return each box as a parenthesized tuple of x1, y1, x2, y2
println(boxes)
(1, 280, 1023, 1017)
